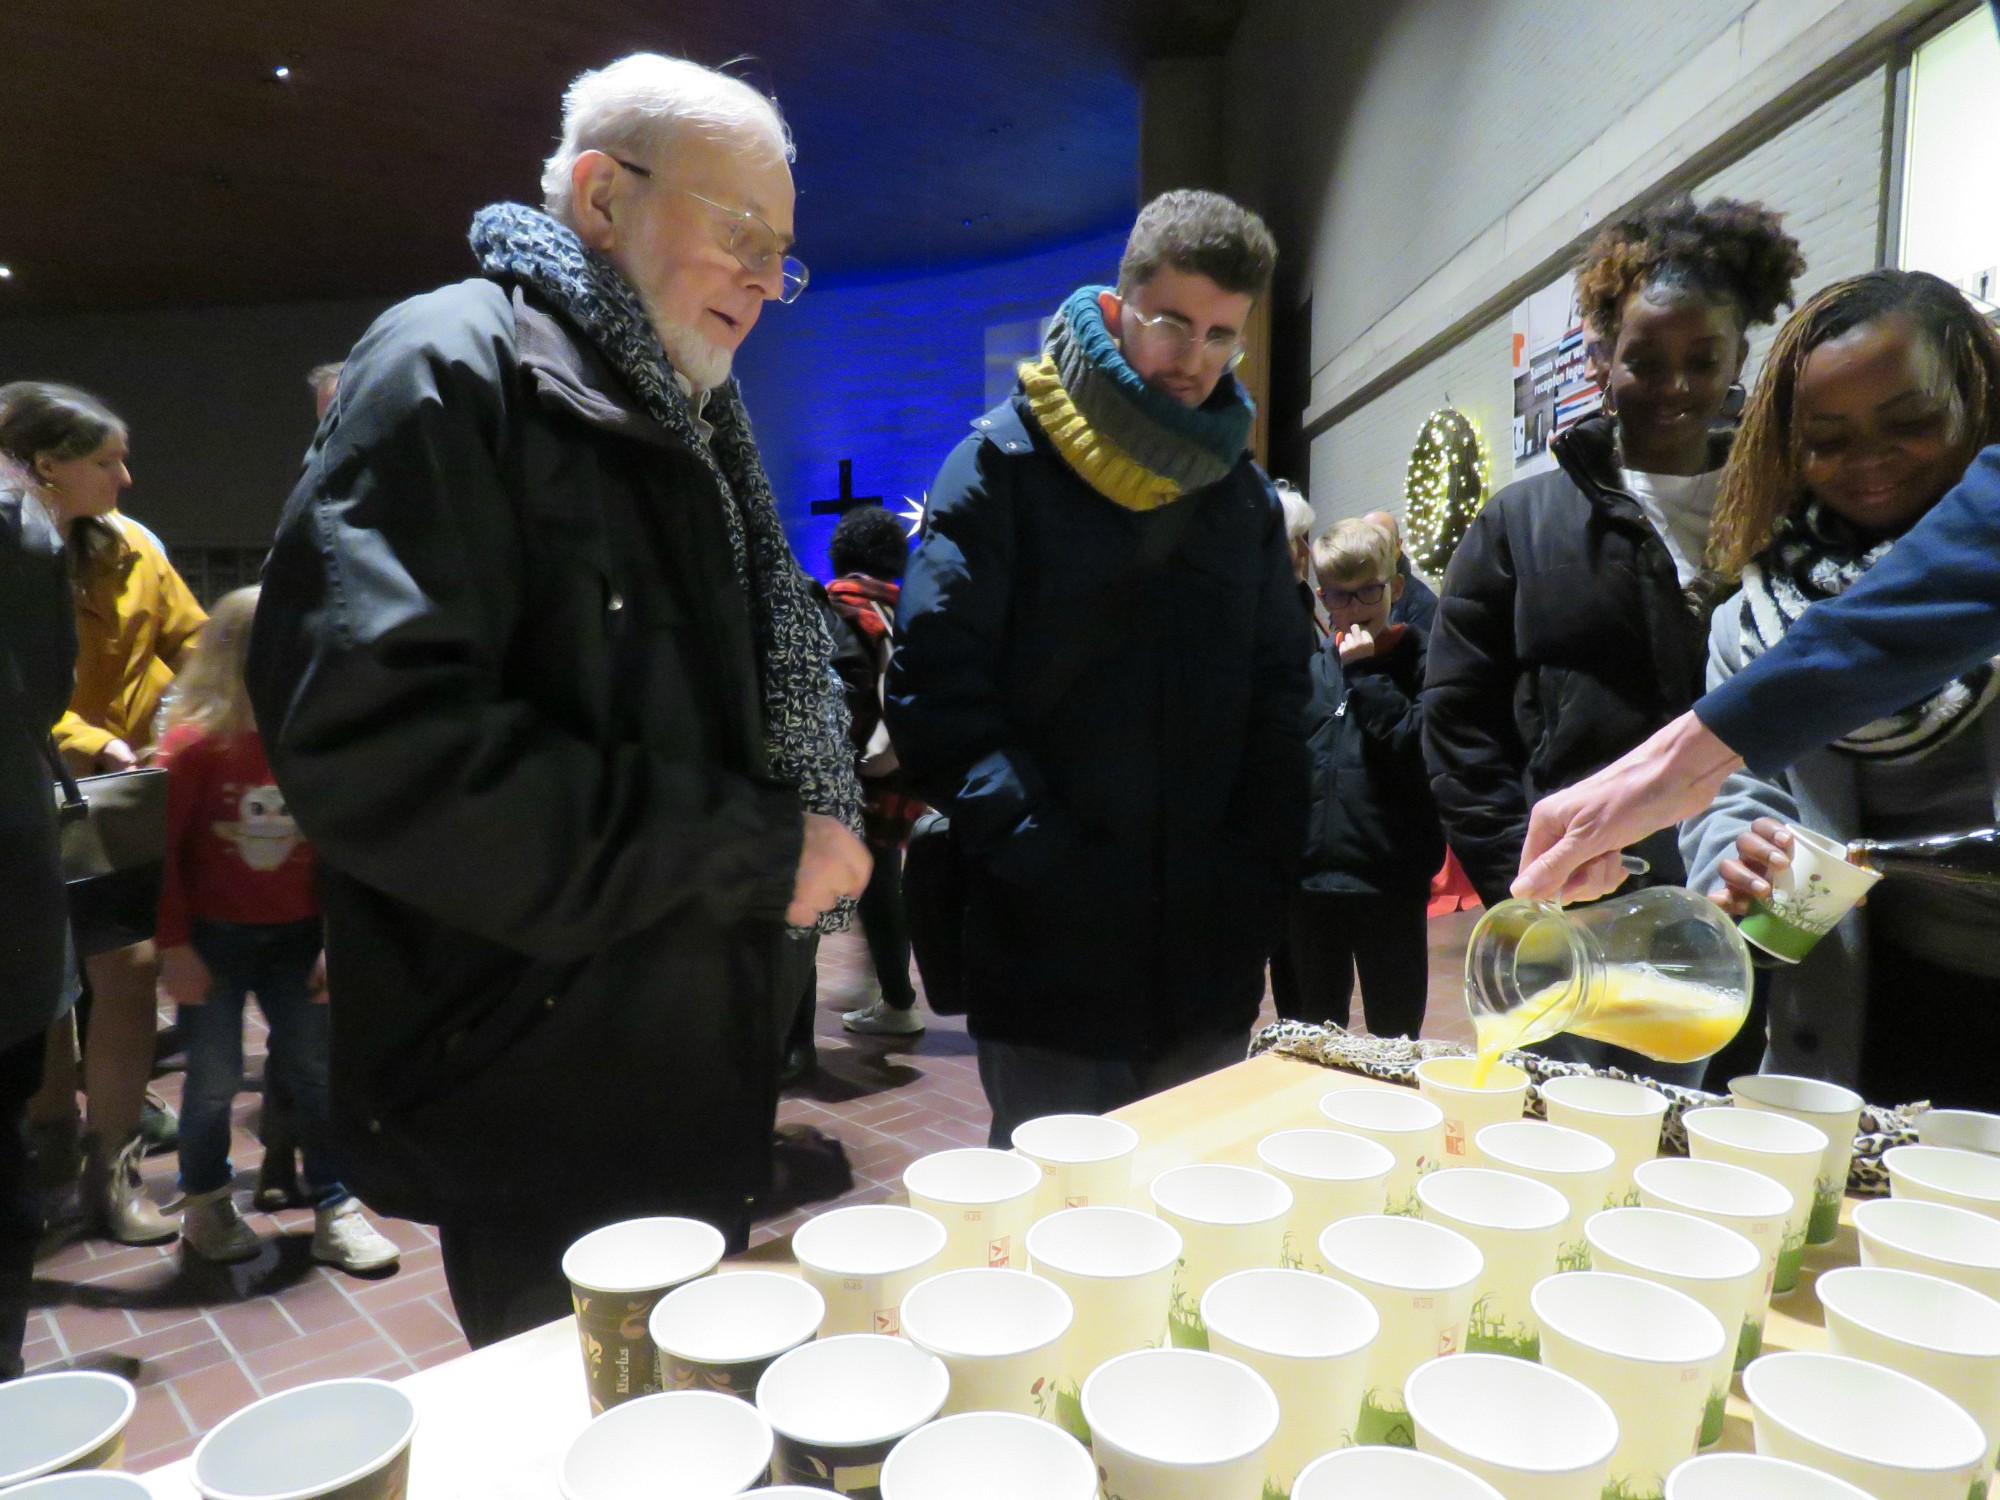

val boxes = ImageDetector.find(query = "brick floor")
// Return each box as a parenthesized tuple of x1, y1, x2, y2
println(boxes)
(26, 908, 1483, 1469)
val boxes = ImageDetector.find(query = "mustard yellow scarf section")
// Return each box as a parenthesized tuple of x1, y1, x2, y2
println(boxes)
(1017, 355, 1184, 513)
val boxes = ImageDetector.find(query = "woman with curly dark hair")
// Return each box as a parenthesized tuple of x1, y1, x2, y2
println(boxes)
(1423, 194, 1804, 1082)
(1683, 271, 2000, 1104)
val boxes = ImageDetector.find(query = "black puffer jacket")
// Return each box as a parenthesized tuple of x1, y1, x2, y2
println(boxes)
(248, 279, 808, 1226)
(1422, 414, 1720, 907)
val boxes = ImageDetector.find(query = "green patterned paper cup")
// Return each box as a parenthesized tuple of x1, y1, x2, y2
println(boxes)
(1405, 1353, 1618, 1500)
(1733, 1075, 1863, 1246)
(1081, 1349, 1278, 1500)
(1319, 1087, 1446, 1218)
(1149, 1164, 1292, 1350)
(1738, 824, 1879, 963)
(1417, 1166, 1567, 1360)
(1683, 1108, 1826, 1293)
(1635, 1157, 1793, 1373)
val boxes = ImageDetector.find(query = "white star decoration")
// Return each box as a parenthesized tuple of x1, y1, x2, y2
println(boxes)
(896, 493, 927, 539)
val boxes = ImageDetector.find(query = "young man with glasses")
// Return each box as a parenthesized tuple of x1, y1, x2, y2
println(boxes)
(888, 190, 1310, 1144)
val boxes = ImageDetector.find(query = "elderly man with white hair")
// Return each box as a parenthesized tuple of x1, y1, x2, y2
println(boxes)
(248, 54, 871, 1345)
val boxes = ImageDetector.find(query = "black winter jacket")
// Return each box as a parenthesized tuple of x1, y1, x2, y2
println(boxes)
(248, 279, 809, 1226)
(887, 397, 1310, 1058)
(1302, 625, 1443, 897)
(1422, 414, 1719, 907)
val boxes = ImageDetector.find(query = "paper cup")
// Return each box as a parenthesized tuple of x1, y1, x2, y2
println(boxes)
(1025, 1206, 1183, 1443)
(558, 1389, 773, 1500)
(1010, 1114, 1138, 1216)
(1081, 1348, 1279, 1500)
(0, 1373, 135, 1486)
(1586, 1206, 1764, 1445)
(1820, 1265, 2000, 1485)
(190, 1379, 417, 1500)
(898, 1268, 1073, 1419)
(0, 1478, 155, 1500)
(1739, 824, 1879, 963)
(880, 1411, 1097, 1500)
(1201, 1268, 1380, 1494)
(1731, 1074, 1862, 1244)
(1319, 1088, 1446, 1216)
(1666, 1452, 1882, 1500)
(649, 1271, 825, 1401)
(903, 1149, 1043, 1271)
(1923, 1112, 2000, 1157)
(1294, 1446, 1507, 1500)
(562, 1216, 726, 1413)
(1635, 1157, 1793, 1368)
(792, 1204, 948, 1336)
(1745, 1350, 1987, 1500)
(1148, 1164, 1293, 1349)
(1318, 1214, 1484, 1446)
(1416, 1057, 1529, 1168)
(1683, 1107, 1826, 1292)
(1541, 1074, 1670, 1208)
(1532, 1271, 1727, 1500)
(1474, 1119, 1615, 1271)
(757, 1334, 950, 1499)
(1890, 1146, 2000, 1222)
(1417, 1166, 1566, 1359)
(1405, 1352, 1619, 1500)
(1255, 1128, 1396, 1273)
(1856, 1198, 2000, 1302)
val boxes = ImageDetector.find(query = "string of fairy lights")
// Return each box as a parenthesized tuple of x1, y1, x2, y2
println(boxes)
(1403, 407, 1490, 576)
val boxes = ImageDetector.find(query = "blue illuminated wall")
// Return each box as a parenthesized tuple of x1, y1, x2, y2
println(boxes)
(731, 228, 1128, 579)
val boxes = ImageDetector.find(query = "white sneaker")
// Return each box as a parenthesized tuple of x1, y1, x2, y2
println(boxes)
(841, 1000, 925, 1036)
(180, 1187, 261, 1264)
(312, 1197, 402, 1274)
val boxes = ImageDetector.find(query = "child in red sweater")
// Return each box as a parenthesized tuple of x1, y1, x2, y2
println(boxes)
(155, 587, 398, 1273)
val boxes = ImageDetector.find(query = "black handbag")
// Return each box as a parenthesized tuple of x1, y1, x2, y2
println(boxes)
(47, 742, 169, 957)
(902, 493, 1204, 1015)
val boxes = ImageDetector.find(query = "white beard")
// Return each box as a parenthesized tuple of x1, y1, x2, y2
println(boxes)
(655, 317, 734, 393)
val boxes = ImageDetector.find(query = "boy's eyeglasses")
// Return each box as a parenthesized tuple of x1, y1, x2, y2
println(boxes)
(610, 158, 809, 303)
(1319, 581, 1388, 609)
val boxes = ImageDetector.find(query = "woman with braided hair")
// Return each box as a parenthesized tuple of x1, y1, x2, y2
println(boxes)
(1423, 194, 1802, 1081)
(1683, 271, 2000, 1104)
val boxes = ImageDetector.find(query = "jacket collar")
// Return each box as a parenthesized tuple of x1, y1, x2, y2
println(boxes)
(512, 288, 681, 453)
(1553, 411, 1733, 519)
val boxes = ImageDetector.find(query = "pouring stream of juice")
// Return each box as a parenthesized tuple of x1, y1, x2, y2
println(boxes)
(1470, 963, 1746, 1084)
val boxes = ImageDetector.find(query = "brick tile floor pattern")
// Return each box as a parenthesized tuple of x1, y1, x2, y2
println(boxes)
(25, 909, 1482, 1468)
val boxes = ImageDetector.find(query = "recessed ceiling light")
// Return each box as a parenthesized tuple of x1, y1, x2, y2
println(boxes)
(0, 266, 13, 280)
(273, 65, 293, 80)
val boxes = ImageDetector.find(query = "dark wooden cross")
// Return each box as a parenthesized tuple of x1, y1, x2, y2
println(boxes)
(809, 458, 884, 516)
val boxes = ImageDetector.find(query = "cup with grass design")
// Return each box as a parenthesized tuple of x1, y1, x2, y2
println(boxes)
(1255, 1128, 1395, 1273)
(1080, 1348, 1279, 1500)
(1634, 1157, 1792, 1370)
(1683, 1107, 1825, 1293)
(1417, 1166, 1566, 1360)
(1415, 1058, 1529, 1169)
(1738, 824, 1879, 963)
(1541, 1075, 1669, 1209)
(1319, 1088, 1446, 1217)
(1404, 1352, 1619, 1500)
(1745, 1350, 1988, 1500)
(1732, 1075, 1863, 1245)
(1474, 1119, 1614, 1272)
(1148, 1164, 1292, 1351)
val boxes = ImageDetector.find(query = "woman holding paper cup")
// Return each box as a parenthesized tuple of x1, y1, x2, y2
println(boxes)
(1682, 270, 2000, 1108)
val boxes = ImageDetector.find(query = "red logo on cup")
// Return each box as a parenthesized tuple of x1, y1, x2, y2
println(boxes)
(989, 1236, 1012, 1267)
(1445, 1121, 1466, 1156)
(874, 1308, 900, 1334)
(1065, 1194, 1087, 1208)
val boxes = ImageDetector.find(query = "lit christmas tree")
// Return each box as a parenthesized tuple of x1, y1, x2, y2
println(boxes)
(1403, 408, 1489, 576)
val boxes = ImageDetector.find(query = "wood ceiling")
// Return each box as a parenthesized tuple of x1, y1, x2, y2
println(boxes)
(0, 0, 1245, 316)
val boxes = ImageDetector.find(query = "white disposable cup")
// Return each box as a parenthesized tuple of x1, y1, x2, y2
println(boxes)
(1856, 1197, 2000, 1302)
(1201, 1268, 1379, 1495)
(1532, 1271, 1727, 1500)
(1148, 1164, 1292, 1349)
(1541, 1074, 1669, 1208)
(1586, 1206, 1764, 1444)
(0, 1372, 136, 1486)
(791, 1204, 948, 1336)
(756, 1334, 950, 1494)
(1921, 1111, 2000, 1157)
(1010, 1113, 1139, 1216)
(1256, 1128, 1395, 1274)
(1416, 1166, 1566, 1359)
(558, 1389, 773, 1500)
(898, 1268, 1073, 1419)
(1740, 822, 1880, 963)
(903, 1149, 1044, 1271)
(1889, 1145, 2000, 1221)
(190, 1379, 418, 1500)
(648, 1271, 825, 1399)
(1293, 1445, 1507, 1500)
(1319, 1087, 1446, 1216)
(1474, 1119, 1615, 1271)
(1081, 1348, 1279, 1500)
(1683, 1107, 1827, 1293)
(1666, 1452, 1883, 1500)
(1415, 1057, 1529, 1168)
(1745, 1350, 1988, 1500)
(1318, 1214, 1483, 1446)
(0, 1478, 155, 1500)
(1405, 1352, 1620, 1500)
(1024, 1207, 1180, 1442)
(562, 1216, 728, 1411)
(1732, 1074, 1863, 1245)
(880, 1411, 1098, 1500)
(1819, 1265, 2000, 1482)
(1635, 1157, 1793, 1366)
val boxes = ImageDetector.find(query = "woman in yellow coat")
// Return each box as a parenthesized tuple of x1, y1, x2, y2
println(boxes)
(0, 382, 203, 1243)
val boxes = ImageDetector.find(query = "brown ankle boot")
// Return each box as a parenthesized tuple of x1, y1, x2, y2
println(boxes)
(82, 1132, 179, 1245)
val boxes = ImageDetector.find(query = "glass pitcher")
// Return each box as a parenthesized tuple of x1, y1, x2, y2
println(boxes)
(1466, 886, 1753, 1072)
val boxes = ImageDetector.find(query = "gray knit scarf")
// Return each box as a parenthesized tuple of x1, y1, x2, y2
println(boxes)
(469, 202, 860, 931)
